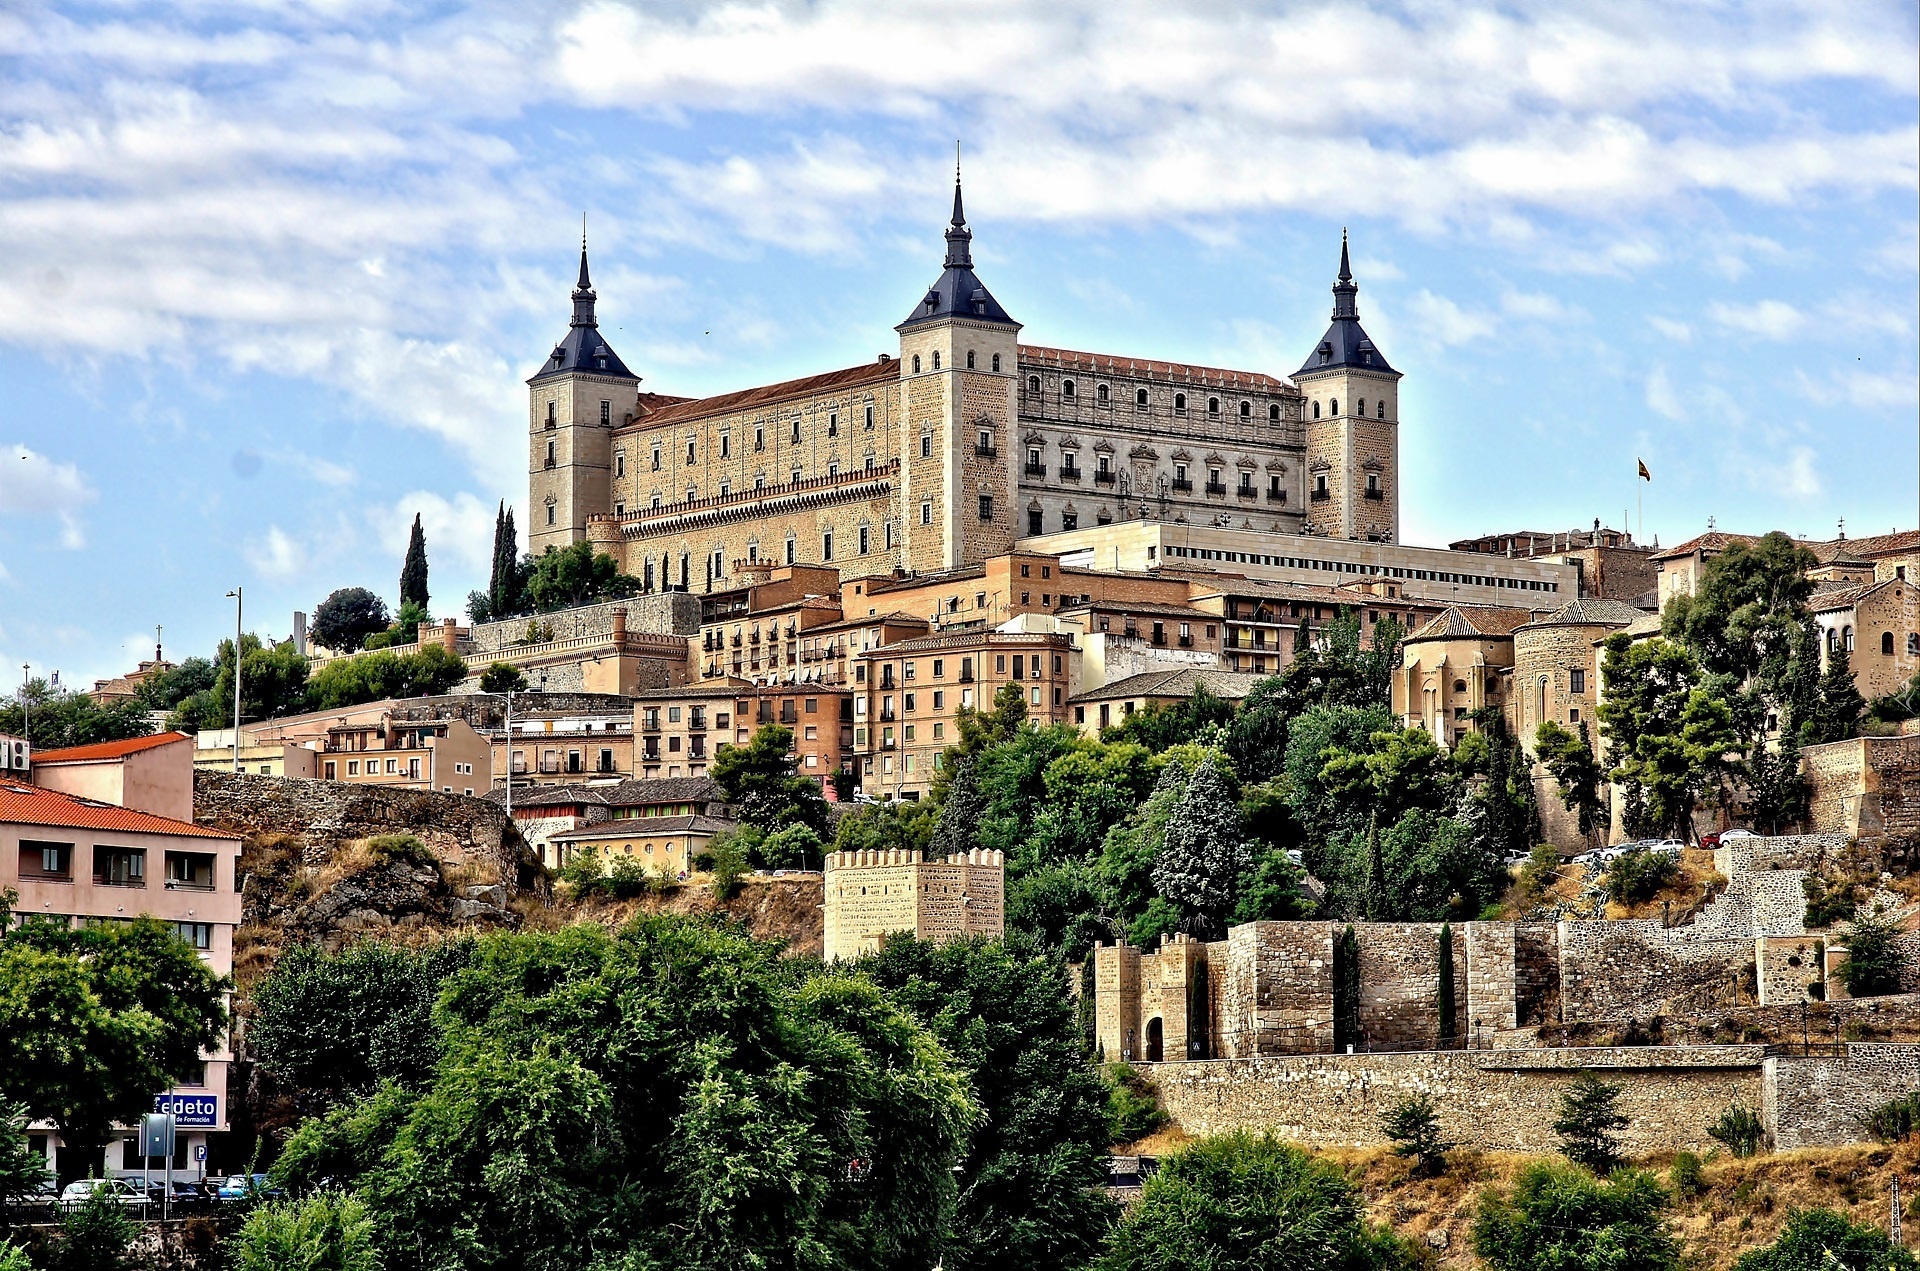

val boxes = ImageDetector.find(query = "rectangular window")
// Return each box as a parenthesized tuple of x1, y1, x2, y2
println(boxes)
(921, 501, 933, 525)
(324, 760, 336, 779)
(1569, 669, 1587, 694)
(922, 433, 933, 458)
(347, 760, 359, 775)
(93, 847, 145, 887)
(171, 921, 213, 951)
(864, 403, 874, 429)
(933, 690, 945, 708)
(600, 400, 611, 424)
(19, 840, 72, 879)
(859, 526, 870, 554)
(978, 495, 993, 522)
(823, 531, 834, 561)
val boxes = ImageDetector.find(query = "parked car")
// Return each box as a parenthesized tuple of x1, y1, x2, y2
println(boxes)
(58, 1179, 148, 1213)
(1698, 828, 1757, 849)
(216, 1174, 283, 1203)
(1644, 839, 1687, 856)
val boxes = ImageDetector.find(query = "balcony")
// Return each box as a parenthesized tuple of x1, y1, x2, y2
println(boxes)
(1094, 470, 1116, 485)
(1311, 489, 1332, 502)
(1171, 478, 1193, 492)
(879, 708, 897, 722)
(543, 458, 556, 470)
(1178, 635, 1194, 647)
(641, 715, 661, 733)
(1236, 486, 1257, 499)
(780, 708, 798, 725)
(538, 761, 561, 775)
(1024, 462, 1047, 477)
(1205, 481, 1228, 496)
(730, 635, 742, 647)
(975, 443, 997, 458)
(1059, 465, 1082, 481)
(688, 715, 707, 731)
(881, 738, 897, 750)
(958, 671, 975, 683)
(1267, 490, 1287, 503)
(689, 744, 707, 760)
(642, 747, 660, 762)
(1364, 489, 1386, 501)
(1149, 631, 1166, 646)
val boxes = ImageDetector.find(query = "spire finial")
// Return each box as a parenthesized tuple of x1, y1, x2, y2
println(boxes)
(1330, 229, 1359, 320)
(1338, 227, 1352, 283)
(576, 214, 593, 292)
(951, 142, 966, 228)
(943, 150, 973, 269)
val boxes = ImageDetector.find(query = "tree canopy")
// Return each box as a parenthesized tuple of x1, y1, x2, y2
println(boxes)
(0, 678, 153, 751)
(400, 512, 430, 609)
(305, 644, 467, 709)
(524, 542, 641, 612)
(312, 587, 392, 654)
(710, 723, 832, 837)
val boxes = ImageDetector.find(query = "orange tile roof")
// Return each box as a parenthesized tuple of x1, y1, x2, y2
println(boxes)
(30, 731, 192, 764)
(0, 780, 234, 839)
(1017, 344, 1297, 392)
(634, 359, 901, 429)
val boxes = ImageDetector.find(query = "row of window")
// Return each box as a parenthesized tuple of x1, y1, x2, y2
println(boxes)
(1310, 397, 1389, 420)
(9, 911, 216, 951)
(910, 350, 1003, 373)
(1023, 377, 1288, 422)
(1830, 627, 1920, 656)
(1159, 546, 1559, 591)
(17, 842, 219, 890)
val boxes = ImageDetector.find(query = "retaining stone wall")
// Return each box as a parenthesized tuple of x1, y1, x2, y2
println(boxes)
(1218, 922, 1334, 1057)
(1558, 919, 1752, 1021)
(1141, 1047, 1764, 1154)
(467, 594, 702, 654)
(1765, 1045, 1920, 1149)
(1354, 922, 1457, 1047)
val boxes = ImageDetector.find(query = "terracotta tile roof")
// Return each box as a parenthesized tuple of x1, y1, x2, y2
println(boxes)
(1841, 530, 1920, 558)
(1017, 345, 1298, 393)
(30, 731, 191, 764)
(1810, 579, 1894, 613)
(1405, 606, 1540, 641)
(634, 359, 900, 429)
(1519, 598, 1649, 629)
(0, 779, 235, 839)
(1069, 669, 1267, 704)
(547, 814, 735, 840)
(1650, 531, 1761, 562)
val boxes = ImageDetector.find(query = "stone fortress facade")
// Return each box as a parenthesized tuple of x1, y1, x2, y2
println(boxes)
(822, 846, 1005, 963)
(529, 176, 1402, 592)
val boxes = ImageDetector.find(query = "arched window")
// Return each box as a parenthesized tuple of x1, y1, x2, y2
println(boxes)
(1313, 401, 1321, 420)
(1828, 628, 1840, 653)
(1884, 631, 1896, 655)
(1239, 401, 1251, 418)
(1097, 383, 1109, 403)
(1269, 404, 1280, 421)
(1027, 374, 1041, 395)
(1357, 399, 1366, 416)
(912, 354, 922, 373)
(1377, 400, 1386, 419)
(1062, 379, 1076, 399)
(1174, 392, 1186, 413)
(1207, 396, 1220, 416)
(1845, 626, 1854, 652)
(992, 353, 1001, 372)
(1330, 398, 1339, 415)
(1909, 633, 1919, 656)
(1536, 676, 1548, 728)
(932, 351, 941, 370)
(966, 349, 975, 369)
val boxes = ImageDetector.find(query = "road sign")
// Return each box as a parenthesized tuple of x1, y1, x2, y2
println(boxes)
(153, 1093, 219, 1127)
(195, 1144, 207, 1162)
(140, 1113, 176, 1159)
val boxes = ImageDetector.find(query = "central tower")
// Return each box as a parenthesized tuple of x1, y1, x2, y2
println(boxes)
(1298, 233, 1401, 542)
(895, 168, 1022, 572)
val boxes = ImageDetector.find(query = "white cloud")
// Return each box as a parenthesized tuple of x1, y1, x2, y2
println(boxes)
(1645, 367, 1684, 421)
(383, 490, 497, 603)
(1647, 316, 1692, 343)
(0, 444, 95, 548)
(1795, 367, 1920, 412)
(245, 525, 305, 578)
(1405, 290, 1495, 349)
(1708, 299, 1806, 340)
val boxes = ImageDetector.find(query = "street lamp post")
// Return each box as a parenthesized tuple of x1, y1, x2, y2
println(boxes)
(225, 588, 243, 774)
(19, 664, 28, 746)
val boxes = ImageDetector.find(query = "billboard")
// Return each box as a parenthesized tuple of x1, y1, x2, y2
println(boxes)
(153, 1093, 219, 1128)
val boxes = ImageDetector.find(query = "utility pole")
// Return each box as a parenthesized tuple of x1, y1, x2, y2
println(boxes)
(18, 664, 28, 746)
(1893, 1176, 1903, 1245)
(226, 588, 243, 773)
(503, 689, 514, 820)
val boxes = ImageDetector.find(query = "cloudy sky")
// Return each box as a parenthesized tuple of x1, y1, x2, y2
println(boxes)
(1, 0, 1915, 688)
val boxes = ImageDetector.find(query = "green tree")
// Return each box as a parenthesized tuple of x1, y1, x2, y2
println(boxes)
(1102, 1063, 1169, 1145)
(134, 656, 218, 714)
(1096, 763, 1188, 943)
(235, 1192, 382, 1271)
(1103, 1132, 1411, 1271)
(1840, 909, 1905, 998)
(1536, 719, 1607, 848)
(1744, 732, 1810, 834)
(0, 912, 227, 1166)
(1599, 635, 1733, 839)
(1663, 531, 1818, 688)
(1437, 923, 1456, 1041)
(963, 723, 1080, 864)
(488, 500, 527, 620)
(0, 1241, 28, 1271)
(1553, 1072, 1630, 1174)
(1104, 686, 1237, 753)
(251, 939, 475, 1106)
(930, 756, 987, 856)
(1151, 753, 1251, 937)
(1380, 1092, 1453, 1177)
(759, 822, 825, 870)
(1283, 704, 1396, 846)
(1232, 847, 1309, 924)
(1029, 740, 1155, 866)
(1733, 1208, 1919, 1271)
(399, 512, 429, 609)
(1472, 1160, 1678, 1271)
(477, 662, 529, 694)
(859, 933, 1116, 1271)
(174, 633, 312, 729)
(304, 646, 467, 710)
(1320, 807, 1490, 923)
(935, 684, 1033, 800)
(710, 723, 831, 837)
(50, 1182, 138, 1271)
(834, 798, 938, 857)
(0, 679, 152, 751)
(524, 542, 641, 612)
(1007, 860, 1115, 960)
(313, 587, 392, 654)
(276, 917, 974, 1271)
(0, 1100, 51, 1207)
(1810, 643, 1867, 744)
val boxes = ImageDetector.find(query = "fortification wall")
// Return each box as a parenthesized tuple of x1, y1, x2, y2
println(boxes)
(1218, 922, 1335, 1058)
(1463, 922, 1518, 1032)
(820, 848, 1005, 963)
(1558, 920, 1752, 1021)
(1141, 1047, 1764, 1154)
(1354, 922, 1458, 1047)
(1765, 1045, 1920, 1149)
(467, 594, 702, 654)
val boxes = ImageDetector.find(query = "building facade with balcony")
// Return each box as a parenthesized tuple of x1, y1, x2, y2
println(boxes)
(634, 683, 852, 787)
(3, 736, 242, 1184)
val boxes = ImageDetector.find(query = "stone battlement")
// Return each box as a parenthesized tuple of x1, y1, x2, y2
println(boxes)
(822, 847, 1004, 962)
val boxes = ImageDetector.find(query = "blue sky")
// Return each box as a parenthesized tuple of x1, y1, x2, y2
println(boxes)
(1, 0, 1915, 689)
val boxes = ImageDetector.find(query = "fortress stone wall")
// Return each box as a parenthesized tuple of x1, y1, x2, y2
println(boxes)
(821, 847, 1003, 962)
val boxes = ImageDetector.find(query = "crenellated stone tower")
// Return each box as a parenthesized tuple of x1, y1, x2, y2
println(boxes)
(894, 166, 1022, 572)
(1299, 232, 1401, 543)
(528, 236, 641, 557)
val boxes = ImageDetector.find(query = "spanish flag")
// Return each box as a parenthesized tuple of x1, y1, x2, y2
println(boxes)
(1637, 458, 1652, 481)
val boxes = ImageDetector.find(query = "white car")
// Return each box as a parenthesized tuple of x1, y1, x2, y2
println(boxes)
(1644, 839, 1686, 856)
(58, 1179, 148, 1212)
(1719, 829, 1758, 840)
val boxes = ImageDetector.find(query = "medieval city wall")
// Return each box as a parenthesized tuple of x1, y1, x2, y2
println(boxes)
(1354, 922, 1458, 1047)
(467, 594, 702, 653)
(1217, 921, 1336, 1058)
(1805, 735, 1920, 842)
(821, 847, 1006, 963)
(1764, 1045, 1920, 1149)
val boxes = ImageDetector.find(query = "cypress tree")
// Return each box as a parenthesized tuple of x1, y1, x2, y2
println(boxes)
(400, 513, 430, 609)
(1437, 922, 1456, 1042)
(1333, 924, 1359, 1053)
(1362, 813, 1383, 921)
(501, 507, 521, 615)
(1812, 644, 1866, 744)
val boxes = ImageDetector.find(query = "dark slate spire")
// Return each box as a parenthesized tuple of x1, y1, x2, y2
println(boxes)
(570, 220, 597, 329)
(897, 157, 1017, 331)
(531, 227, 638, 384)
(1297, 230, 1397, 377)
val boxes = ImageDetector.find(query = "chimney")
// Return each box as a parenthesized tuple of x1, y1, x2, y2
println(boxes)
(611, 607, 628, 643)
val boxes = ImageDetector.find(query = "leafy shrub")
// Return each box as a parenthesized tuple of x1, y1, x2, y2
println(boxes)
(1605, 847, 1679, 906)
(705, 829, 750, 899)
(1707, 1102, 1767, 1158)
(1802, 875, 1860, 928)
(557, 845, 607, 897)
(479, 662, 529, 694)
(1553, 1071, 1630, 1174)
(1104, 1063, 1169, 1145)
(0, 1240, 30, 1271)
(1380, 1092, 1454, 1177)
(606, 856, 648, 900)
(366, 834, 435, 870)
(235, 1192, 380, 1271)
(1668, 1150, 1703, 1198)
(51, 1183, 137, 1271)
(1841, 909, 1907, 999)
(1730, 1207, 1918, 1270)
(1859, 1092, 1920, 1143)
(1103, 1132, 1414, 1271)
(1473, 1161, 1678, 1271)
